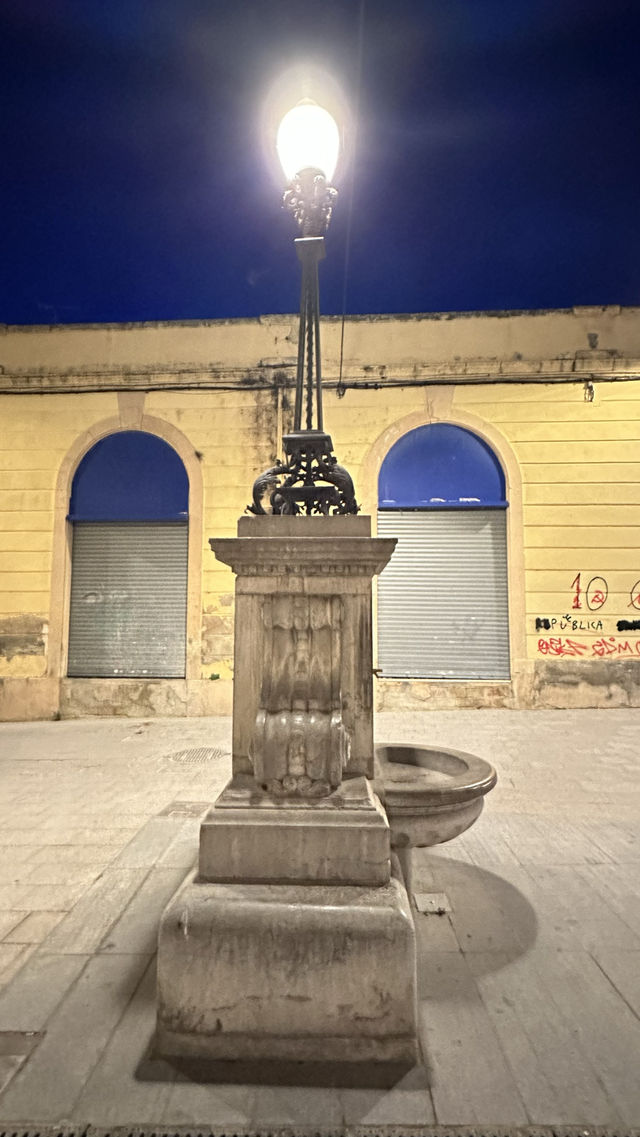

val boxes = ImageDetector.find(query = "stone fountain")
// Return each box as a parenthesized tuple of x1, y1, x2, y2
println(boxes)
(156, 511, 421, 1063)
(155, 98, 496, 1068)
(155, 510, 496, 1064)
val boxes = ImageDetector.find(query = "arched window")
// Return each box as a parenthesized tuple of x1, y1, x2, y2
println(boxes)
(377, 423, 510, 680)
(67, 431, 189, 678)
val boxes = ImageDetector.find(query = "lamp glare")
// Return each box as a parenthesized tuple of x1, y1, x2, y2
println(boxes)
(276, 100, 340, 183)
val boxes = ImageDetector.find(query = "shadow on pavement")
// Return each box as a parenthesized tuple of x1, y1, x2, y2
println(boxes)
(138, 1051, 418, 1088)
(416, 856, 538, 982)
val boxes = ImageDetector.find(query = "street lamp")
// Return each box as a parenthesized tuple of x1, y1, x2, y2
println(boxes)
(249, 98, 358, 516)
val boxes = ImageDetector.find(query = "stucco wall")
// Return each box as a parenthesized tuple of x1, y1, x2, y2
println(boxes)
(1, 305, 639, 719)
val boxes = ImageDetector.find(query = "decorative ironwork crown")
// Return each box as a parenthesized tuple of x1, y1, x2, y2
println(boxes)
(283, 168, 338, 238)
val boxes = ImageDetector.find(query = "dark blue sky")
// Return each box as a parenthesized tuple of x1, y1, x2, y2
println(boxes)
(3, 0, 639, 325)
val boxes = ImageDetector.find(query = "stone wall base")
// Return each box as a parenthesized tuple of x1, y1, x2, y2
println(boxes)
(376, 678, 517, 711)
(0, 676, 59, 722)
(3, 662, 640, 721)
(530, 658, 640, 708)
(376, 659, 640, 711)
(0, 676, 234, 721)
(59, 678, 233, 718)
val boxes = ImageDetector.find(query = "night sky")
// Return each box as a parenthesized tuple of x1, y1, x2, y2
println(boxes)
(3, 0, 640, 325)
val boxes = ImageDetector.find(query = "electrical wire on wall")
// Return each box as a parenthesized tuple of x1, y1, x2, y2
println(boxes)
(336, 0, 366, 399)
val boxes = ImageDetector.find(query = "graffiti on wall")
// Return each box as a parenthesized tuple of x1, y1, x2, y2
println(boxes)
(535, 616, 603, 632)
(537, 636, 640, 658)
(571, 573, 640, 612)
(536, 572, 640, 658)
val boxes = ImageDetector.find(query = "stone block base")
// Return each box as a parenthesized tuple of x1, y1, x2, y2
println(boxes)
(156, 860, 418, 1065)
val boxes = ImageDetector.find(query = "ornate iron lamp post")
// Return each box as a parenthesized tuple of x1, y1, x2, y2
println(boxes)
(156, 94, 423, 1070)
(249, 99, 358, 516)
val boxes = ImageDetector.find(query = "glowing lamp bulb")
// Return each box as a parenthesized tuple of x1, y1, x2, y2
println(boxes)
(276, 99, 340, 183)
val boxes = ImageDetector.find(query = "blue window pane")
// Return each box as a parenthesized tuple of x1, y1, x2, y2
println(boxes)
(378, 423, 506, 508)
(69, 431, 189, 521)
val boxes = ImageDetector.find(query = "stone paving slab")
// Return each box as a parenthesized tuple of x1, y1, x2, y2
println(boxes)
(98, 868, 191, 956)
(0, 943, 36, 990)
(419, 951, 529, 1126)
(0, 710, 638, 1127)
(0, 953, 151, 1120)
(3, 912, 66, 944)
(590, 946, 640, 1022)
(338, 1065, 435, 1126)
(467, 949, 626, 1126)
(154, 824, 201, 869)
(43, 868, 152, 955)
(71, 960, 177, 1126)
(109, 819, 189, 870)
(0, 951, 90, 1032)
(0, 912, 28, 947)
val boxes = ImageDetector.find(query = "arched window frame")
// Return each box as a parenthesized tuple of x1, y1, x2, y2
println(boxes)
(378, 422, 508, 511)
(68, 430, 189, 523)
(48, 414, 203, 684)
(359, 405, 526, 686)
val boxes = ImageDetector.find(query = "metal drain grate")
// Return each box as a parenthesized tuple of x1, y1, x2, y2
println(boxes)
(0, 1131, 83, 1137)
(3, 1126, 640, 1137)
(167, 746, 228, 765)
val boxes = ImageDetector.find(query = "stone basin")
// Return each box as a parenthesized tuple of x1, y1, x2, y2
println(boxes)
(375, 743, 497, 851)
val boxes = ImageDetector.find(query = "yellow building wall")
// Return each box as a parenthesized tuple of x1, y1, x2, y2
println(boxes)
(454, 378, 640, 682)
(450, 377, 640, 704)
(1, 308, 639, 717)
(144, 386, 281, 684)
(0, 393, 116, 692)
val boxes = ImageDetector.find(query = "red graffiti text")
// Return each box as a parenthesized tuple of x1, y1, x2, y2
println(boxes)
(537, 636, 640, 658)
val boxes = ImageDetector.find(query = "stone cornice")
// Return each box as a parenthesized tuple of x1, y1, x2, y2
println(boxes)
(1, 354, 640, 394)
(1, 307, 639, 392)
(209, 536, 397, 578)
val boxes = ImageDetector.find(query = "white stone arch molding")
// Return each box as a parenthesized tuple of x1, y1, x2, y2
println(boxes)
(359, 405, 526, 679)
(47, 414, 203, 683)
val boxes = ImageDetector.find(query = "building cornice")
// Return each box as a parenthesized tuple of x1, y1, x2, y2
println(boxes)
(1, 356, 639, 395)
(1, 306, 639, 393)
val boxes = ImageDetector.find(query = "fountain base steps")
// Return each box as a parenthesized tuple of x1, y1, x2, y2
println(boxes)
(199, 774, 390, 886)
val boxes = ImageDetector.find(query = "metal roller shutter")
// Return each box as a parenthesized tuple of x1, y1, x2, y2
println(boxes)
(377, 509, 510, 680)
(68, 521, 188, 678)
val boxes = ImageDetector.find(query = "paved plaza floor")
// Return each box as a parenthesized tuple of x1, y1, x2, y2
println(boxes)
(0, 708, 638, 1129)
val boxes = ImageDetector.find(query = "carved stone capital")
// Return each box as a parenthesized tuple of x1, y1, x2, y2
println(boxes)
(209, 536, 396, 580)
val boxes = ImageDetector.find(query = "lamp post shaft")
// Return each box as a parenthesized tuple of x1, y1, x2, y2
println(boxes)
(295, 237, 324, 433)
(248, 166, 358, 517)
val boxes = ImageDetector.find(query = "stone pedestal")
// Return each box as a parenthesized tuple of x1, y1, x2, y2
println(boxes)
(156, 516, 418, 1066)
(199, 774, 391, 886)
(156, 858, 417, 1064)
